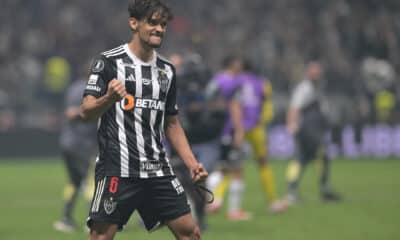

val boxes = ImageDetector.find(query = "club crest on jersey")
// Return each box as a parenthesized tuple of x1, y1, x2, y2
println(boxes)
(143, 78, 152, 85)
(104, 197, 117, 215)
(92, 59, 105, 73)
(158, 70, 169, 92)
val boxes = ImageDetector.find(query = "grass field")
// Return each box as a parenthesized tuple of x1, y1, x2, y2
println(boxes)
(0, 158, 399, 240)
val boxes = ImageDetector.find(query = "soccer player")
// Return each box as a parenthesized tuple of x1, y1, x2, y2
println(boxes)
(80, 1, 207, 240)
(54, 77, 97, 232)
(206, 58, 287, 218)
(286, 61, 341, 203)
(237, 61, 287, 213)
(206, 55, 252, 220)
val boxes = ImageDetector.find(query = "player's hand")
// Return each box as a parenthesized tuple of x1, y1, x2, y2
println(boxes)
(190, 162, 208, 183)
(64, 107, 81, 120)
(106, 79, 127, 102)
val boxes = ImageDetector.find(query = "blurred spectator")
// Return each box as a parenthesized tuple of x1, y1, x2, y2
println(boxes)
(0, 0, 399, 131)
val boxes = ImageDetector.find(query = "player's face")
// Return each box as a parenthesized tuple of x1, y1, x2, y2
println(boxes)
(137, 12, 168, 49)
(308, 63, 323, 81)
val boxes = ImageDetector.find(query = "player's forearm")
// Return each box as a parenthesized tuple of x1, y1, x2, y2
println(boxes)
(164, 116, 198, 168)
(230, 100, 244, 147)
(287, 108, 298, 124)
(287, 107, 299, 133)
(230, 100, 244, 133)
(80, 95, 116, 121)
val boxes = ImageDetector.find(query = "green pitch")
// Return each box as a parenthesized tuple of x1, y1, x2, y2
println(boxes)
(0, 158, 399, 240)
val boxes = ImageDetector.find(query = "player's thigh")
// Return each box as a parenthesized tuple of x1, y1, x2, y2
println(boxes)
(296, 129, 321, 163)
(87, 176, 144, 231)
(89, 222, 118, 240)
(141, 176, 191, 230)
(166, 213, 200, 240)
(245, 125, 267, 159)
(62, 150, 90, 185)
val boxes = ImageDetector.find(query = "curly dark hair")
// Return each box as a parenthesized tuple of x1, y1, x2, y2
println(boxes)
(128, 0, 173, 21)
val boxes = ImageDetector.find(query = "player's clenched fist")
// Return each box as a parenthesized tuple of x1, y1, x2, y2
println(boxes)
(191, 162, 208, 183)
(106, 79, 127, 102)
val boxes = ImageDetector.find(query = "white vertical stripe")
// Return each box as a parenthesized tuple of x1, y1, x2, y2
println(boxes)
(91, 180, 100, 212)
(97, 117, 101, 130)
(116, 59, 130, 177)
(164, 64, 174, 93)
(91, 177, 105, 213)
(134, 65, 148, 178)
(94, 178, 106, 212)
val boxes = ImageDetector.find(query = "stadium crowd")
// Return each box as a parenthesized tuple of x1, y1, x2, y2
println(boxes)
(0, 0, 399, 132)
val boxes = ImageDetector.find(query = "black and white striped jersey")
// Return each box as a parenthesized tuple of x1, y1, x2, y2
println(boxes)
(84, 44, 178, 178)
(290, 79, 326, 129)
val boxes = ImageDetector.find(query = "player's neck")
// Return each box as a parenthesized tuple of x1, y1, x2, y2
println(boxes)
(127, 40, 154, 63)
(225, 69, 238, 76)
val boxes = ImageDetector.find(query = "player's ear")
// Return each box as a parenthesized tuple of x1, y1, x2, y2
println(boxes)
(128, 17, 139, 32)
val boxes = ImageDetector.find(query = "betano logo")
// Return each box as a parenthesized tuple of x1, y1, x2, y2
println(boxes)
(120, 94, 165, 111)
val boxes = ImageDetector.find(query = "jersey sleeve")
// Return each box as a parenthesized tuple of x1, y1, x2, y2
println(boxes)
(290, 81, 312, 109)
(83, 55, 113, 98)
(165, 68, 179, 115)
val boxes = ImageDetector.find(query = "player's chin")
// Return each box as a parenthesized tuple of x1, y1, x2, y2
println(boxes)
(148, 42, 162, 49)
(147, 37, 163, 48)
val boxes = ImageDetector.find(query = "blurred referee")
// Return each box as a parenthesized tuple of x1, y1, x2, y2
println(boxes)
(54, 77, 97, 232)
(286, 61, 341, 204)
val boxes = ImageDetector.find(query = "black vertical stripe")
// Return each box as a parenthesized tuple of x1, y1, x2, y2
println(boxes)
(102, 104, 118, 174)
(122, 57, 139, 175)
(155, 59, 171, 175)
(155, 112, 170, 176)
(141, 65, 156, 177)
(106, 63, 119, 174)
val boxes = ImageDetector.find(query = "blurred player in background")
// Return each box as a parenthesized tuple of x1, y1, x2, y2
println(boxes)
(237, 60, 287, 213)
(286, 61, 341, 204)
(54, 77, 97, 233)
(207, 58, 287, 220)
(205, 55, 248, 220)
(80, 1, 207, 239)
(169, 52, 225, 230)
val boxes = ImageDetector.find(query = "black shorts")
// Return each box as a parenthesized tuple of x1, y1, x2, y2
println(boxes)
(87, 175, 191, 232)
(62, 150, 91, 187)
(295, 126, 325, 164)
(219, 137, 244, 170)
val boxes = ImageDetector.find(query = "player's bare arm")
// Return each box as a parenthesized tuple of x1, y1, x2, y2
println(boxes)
(286, 107, 299, 135)
(229, 99, 244, 148)
(81, 79, 127, 121)
(64, 106, 82, 121)
(164, 115, 208, 182)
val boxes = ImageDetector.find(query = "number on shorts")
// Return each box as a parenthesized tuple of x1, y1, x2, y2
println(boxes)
(109, 177, 119, 193)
